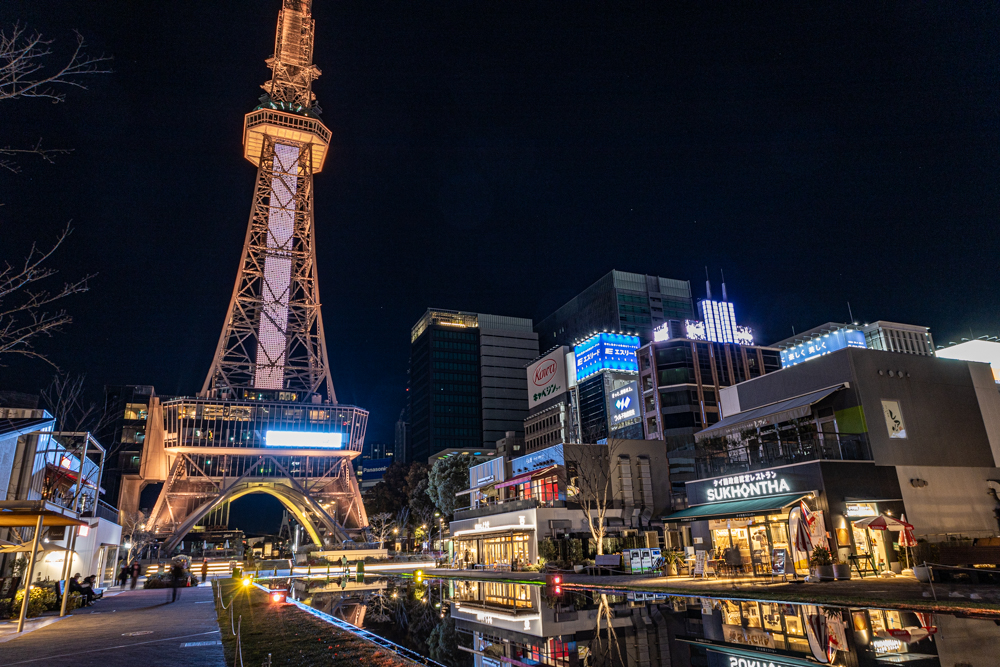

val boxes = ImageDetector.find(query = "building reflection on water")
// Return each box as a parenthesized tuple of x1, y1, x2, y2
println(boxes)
(293, 576, 1000, 667)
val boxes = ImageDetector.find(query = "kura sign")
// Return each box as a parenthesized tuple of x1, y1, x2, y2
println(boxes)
(526, 348, 568, 409)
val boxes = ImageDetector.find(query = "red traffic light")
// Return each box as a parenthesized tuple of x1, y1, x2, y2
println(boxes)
(545, 574, 562, 586)
(554, 585, 562, 595)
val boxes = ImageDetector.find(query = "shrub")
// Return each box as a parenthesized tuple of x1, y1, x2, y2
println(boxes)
(567, 539, 584, 565)
(13, 586, 56, 618)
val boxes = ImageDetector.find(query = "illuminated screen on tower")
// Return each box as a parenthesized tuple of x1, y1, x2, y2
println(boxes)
(255, 143, 300, 389)
(265, 430, 344, 449)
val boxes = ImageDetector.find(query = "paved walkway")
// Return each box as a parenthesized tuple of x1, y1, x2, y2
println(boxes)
(0, 584, 225, 666)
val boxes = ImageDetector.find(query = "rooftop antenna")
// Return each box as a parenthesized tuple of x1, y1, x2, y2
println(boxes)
(847, 301, 855, 323)
(792, 325, 796, 335)
(704, 266, 712, 300)
(720, 269, 728, 301)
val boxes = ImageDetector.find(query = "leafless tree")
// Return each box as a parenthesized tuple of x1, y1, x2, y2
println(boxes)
(0, 24, 109, 362)
(1, 23, 112, 172)
(570, 436, 627, 556)
(367, 512, 395, 547)
(120, 510, 153, 565)
(40, 372, 110, 433)
(0, 225, 93, 366)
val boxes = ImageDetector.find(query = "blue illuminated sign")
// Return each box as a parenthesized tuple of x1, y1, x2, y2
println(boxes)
(780, 329, 866, 367)
(265, 431, 344, 449)
(574, 333, 640, 380)
(361, 457, 392, 481)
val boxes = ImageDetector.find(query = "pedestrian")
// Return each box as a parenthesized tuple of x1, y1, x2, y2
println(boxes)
(169, 558, 185, 603)
(201, 558, 209, 584)
(130, 560, 141, 589)
(117, 561, 129, 590)
(341, 554, 348, 575)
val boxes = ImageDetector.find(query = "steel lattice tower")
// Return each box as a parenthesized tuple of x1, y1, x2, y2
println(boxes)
(204, 0, 335, 401)
(141, 0, 370, 551)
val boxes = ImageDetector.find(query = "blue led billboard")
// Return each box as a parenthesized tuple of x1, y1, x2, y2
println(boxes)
(780, 329, 866, 367)
(574, 333, 640, 380)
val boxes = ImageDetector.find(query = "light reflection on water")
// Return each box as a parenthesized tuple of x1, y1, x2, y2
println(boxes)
(278, 575, 999, 667)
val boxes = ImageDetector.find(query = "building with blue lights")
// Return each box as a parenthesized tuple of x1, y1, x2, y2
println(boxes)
(535, 270, 694, 350)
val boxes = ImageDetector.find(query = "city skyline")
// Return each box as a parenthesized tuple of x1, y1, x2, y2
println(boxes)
(2, 1, 998, 447)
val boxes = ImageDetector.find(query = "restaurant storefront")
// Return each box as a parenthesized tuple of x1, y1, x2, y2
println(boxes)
(451, 509, 538, 569)
(664, 460, 905, 576)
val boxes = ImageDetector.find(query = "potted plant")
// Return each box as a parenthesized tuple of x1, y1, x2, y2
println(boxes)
(662, 548, 685, 577)
(833, 557, 851, 580)
(809, 546, 835, 581)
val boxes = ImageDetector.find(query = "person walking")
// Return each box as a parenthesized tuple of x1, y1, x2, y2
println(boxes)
(341, 554, 348, 575)
(117, 561, 129, 590)
(200, 558, 209, 584)
(130, 560, 141, 589)
(169, 559, 185, 603)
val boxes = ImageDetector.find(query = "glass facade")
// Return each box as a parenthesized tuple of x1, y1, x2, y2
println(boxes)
(536, 270, 694, 350)
(409, 322, 482, 463)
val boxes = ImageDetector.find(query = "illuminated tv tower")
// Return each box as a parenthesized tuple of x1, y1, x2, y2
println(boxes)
(204, 0, 335, 399)
(141, 1, 369, 550)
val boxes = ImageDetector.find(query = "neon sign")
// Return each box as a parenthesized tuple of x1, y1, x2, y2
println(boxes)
(265, 430, 343, 449)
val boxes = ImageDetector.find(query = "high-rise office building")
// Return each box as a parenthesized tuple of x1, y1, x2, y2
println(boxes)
(771, 320, 935, 368)
(535, 270, 694, 350)
(407, 309, 539, 463)
(98, 385, 156, 508)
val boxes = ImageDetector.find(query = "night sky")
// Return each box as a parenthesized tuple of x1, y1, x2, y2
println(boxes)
(3, 0, 999, 451)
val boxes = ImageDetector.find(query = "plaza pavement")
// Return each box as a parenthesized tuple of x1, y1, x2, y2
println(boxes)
(0, 583, 225, 666)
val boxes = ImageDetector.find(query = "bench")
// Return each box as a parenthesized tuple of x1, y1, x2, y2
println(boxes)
(938, 546, 1000, 567)
(589, 555, 622, 576)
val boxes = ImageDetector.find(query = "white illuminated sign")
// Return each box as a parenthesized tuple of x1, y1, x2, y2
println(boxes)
(684, 320, 707, 340)
(265, 430, 344, 449)
(727, 657, 797, 667)
(871, 638, 904, 654)
(845, 503, 877, 517)
(707, 470, 791, 501)
(454, 519, 535, 537)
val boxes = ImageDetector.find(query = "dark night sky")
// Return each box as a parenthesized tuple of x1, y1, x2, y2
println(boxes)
(3, 0, 999, 450)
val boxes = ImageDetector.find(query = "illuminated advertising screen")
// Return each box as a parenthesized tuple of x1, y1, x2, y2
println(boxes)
(574, 333, 639, 380)
(265, 430, 344, 449)
(780, 329, 866, 367)
(608, 381, 639, 427)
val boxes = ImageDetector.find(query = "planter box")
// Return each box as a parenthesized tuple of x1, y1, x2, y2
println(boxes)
(811, 565, 835, 581)
(833, 563, 852, 580)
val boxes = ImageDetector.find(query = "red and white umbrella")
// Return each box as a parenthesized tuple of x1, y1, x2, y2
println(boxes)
(852, 514, 913, 531)
(899, 514, 917, 547)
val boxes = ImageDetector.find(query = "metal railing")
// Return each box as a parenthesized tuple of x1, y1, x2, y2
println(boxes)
(84, 499, 120, 523)
(454, 497, 565, 520)
(695, 433, 872, 478)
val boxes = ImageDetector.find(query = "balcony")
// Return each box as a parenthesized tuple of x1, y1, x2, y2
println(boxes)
(83, 499, 120, 523)
(453, 497, 565, 521)
(695, 433, 872, 479)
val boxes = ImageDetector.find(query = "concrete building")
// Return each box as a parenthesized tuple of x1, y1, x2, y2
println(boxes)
(535, 270, 694, 350)
(451, 441, 671, 567)
(524, 346, 579, 452)
(408, 309, 539, 463)
(495, 431, 525, 460)
(665, 346, 1000, 577)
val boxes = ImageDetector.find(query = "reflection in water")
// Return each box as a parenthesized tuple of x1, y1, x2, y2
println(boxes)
(293, 575, 1000, 667)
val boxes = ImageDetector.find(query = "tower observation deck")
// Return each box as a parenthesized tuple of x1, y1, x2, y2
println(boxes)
(145, 0, 369, 550)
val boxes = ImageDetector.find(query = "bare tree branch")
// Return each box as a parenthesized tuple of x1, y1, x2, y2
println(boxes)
(0, 138, 72, 173)
(0, 224, 93, 366)
(40, 372, 112, 433)
(0, 23, 112, 103)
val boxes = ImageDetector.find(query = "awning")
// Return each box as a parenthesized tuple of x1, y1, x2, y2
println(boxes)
(661, 493, 809, 522)
(0, 502, 90, 528)
(495, 472, 532, 489)
(694, 384, 845, 440)
(453, 526, 534, 540)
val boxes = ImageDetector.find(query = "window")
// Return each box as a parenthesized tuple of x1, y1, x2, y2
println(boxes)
(124, 403, 148, 420)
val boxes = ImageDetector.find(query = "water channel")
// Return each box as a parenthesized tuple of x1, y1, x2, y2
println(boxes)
(273, 574, 999, 667)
